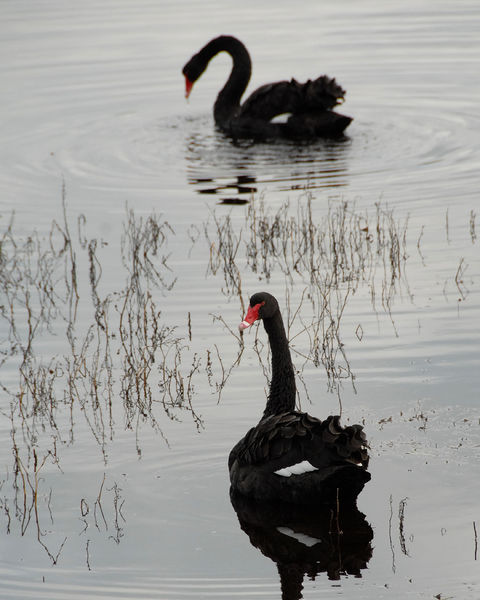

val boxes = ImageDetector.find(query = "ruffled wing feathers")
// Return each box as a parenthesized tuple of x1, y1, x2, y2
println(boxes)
(229, 412, 369, 472)
(239, 76, 346, 122)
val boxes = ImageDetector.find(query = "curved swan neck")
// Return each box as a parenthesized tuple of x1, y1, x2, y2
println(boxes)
(199, 36, 251, 123)
(262, 311, 296, 418)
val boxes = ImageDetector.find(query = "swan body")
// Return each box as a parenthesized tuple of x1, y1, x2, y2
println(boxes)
(182, 36, 352, 140)
(229, 292, 369, 505)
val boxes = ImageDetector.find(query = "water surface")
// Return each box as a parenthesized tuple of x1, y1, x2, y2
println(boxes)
(1, 1, 479, 598)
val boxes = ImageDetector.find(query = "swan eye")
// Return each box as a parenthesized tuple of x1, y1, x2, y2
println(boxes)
(255, 300, 266, 318)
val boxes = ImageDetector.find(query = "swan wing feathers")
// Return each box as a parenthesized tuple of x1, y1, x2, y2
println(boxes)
(231, 412, 369, 471)
(239, 76, 346, 121)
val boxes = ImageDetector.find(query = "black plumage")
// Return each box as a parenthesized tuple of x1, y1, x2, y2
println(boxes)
(182, 36, 352, 140)
(229, 292, 370, 505)
(230, 491, 373, 591)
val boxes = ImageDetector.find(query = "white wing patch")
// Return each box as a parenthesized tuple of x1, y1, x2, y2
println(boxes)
(270, 112, 292, 124)
(277, 527, 322, 547)
(274, 460, 318, 477)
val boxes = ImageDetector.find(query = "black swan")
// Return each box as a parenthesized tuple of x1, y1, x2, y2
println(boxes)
(229, 292, 370, 505)
(182, 36, 352, 140)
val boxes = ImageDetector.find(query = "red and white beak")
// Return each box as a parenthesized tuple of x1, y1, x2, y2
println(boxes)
(239, 302, 263, 331)
(184, 76, 194, 99)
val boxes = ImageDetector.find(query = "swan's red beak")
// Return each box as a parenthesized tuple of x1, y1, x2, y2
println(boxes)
(239, 302, 263, 331)
(184, 75, 194, 99)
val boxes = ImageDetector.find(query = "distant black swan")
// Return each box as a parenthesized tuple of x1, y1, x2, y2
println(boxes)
(229, 292, 370, 505)
(182, 36, 352, 140)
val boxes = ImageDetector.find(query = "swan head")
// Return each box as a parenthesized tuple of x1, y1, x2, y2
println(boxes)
(239, 292, 279, 331)
(182, 53, 207, 98)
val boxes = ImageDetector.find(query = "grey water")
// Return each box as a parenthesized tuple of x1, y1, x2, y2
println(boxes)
(1, 1, 479, 598)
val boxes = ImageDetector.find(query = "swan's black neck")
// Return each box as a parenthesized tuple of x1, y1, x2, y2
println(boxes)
(262, 310, 296, 418)
(198, 36, 251, 125)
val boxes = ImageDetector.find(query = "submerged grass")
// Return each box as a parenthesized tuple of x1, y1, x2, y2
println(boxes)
(204, 194, 412, 402)
(0, 192, 207, 562)
(0, 185, 476, 565)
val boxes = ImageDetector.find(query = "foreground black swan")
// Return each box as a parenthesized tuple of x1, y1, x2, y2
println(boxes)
(229, 292, 370, 505)
(182, 36, 352, 140)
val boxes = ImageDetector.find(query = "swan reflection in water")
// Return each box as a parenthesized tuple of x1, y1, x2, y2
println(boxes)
(185, 129, 351, 200)
(230, 490, 373, 600)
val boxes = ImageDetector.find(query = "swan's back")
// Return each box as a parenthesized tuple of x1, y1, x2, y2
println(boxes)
(239, 76, 346, 121)
(183, 36, 352, 139)
(229, 412, 370, 505)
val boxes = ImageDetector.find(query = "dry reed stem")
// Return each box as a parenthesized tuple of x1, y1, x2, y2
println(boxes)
(203, 195, 411, 401)
(0, 198, 208, 559)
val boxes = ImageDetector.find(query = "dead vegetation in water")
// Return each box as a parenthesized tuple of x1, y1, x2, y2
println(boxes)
(0, 194, 207, 562)
(1, 188, 259, 561)
(388, 494, 411, 573)
(203, 195, 412, 400)
(0, 198, 200, 447)
(1, 185, 476, 564)
(79, 473, 126, 567)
